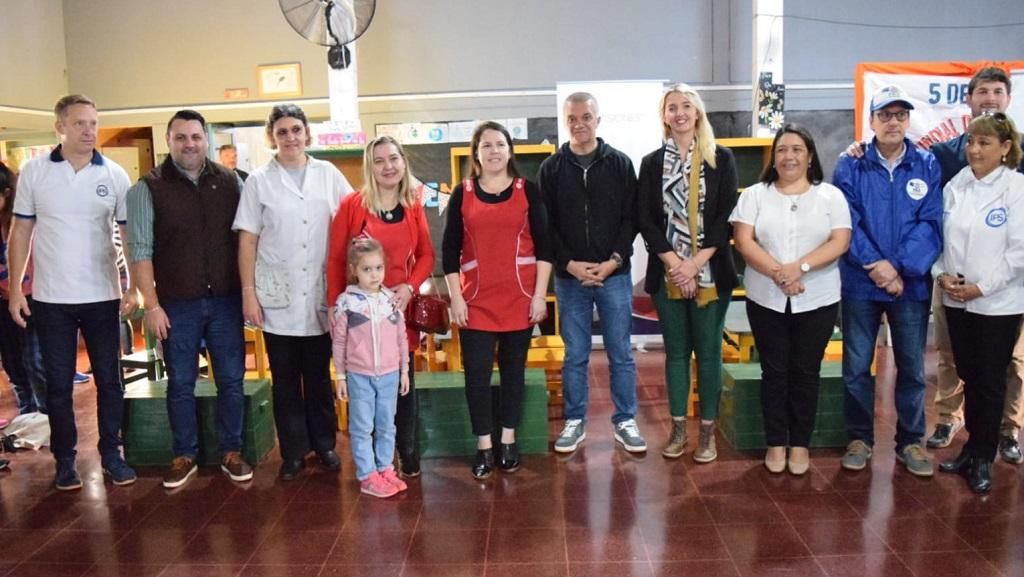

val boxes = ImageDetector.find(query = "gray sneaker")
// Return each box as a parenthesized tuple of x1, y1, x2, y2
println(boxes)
(614, 419, 647, 452)
(926, 421, 963, 449)
(554, 419, 586, 453)
(896, 443, 934, 477)
(662, 418, 687, 458)
(841, 440, 873, 471)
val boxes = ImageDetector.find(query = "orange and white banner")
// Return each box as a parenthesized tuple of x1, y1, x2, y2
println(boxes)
(855, 61, 1024, 148)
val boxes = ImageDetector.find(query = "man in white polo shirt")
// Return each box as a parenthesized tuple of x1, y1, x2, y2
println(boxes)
(7, 94, 139, 491)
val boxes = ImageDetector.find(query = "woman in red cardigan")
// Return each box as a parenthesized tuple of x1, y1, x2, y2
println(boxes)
(327, 135, 435, 477)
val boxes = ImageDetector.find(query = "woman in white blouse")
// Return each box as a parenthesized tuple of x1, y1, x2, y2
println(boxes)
(233, 104, 354, 480)
(730, 124, 851, 475)
(936, 113, 1024, 494)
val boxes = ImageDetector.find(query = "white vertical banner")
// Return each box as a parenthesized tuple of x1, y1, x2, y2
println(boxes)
(555, 80, 664, 172)
(328, 44, 361, 131)
(555, 80, 665, 334)
(752, 0, 784, 137)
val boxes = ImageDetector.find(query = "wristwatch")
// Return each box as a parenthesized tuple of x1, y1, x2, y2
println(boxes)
(799, 262, 811, 273)
(610, 252, 624, 269)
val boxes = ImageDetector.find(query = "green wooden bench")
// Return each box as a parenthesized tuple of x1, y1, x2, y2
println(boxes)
(719, 361, 848, 450)
(416, 368, 549, 457)
(123, 378, 275, 467)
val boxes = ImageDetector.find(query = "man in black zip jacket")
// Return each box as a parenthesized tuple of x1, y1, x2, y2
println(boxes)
(539, 92, 646, 454)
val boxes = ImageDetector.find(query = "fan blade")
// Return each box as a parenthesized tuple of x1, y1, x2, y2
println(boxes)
(298, 3, 327, 42)
(281, 0, 317, 18)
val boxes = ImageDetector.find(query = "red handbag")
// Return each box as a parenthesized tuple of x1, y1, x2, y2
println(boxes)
(407, 291, 450, 334)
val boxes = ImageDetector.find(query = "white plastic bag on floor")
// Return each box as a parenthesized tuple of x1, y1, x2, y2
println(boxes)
(4, 412, 50, 450)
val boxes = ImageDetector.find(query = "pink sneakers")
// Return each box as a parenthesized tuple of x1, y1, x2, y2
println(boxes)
(380, 468, 408, 492)
(360, 471, 398, 498)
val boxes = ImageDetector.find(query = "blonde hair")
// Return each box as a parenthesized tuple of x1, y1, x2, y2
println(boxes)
(54, 94, 95, 119)
(347, 237, 385, 284)
(361, 135, 415, 213)
(659, 83, 717, 169)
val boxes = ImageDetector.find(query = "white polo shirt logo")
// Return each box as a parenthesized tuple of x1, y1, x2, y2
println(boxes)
(96, 184, 109, 197)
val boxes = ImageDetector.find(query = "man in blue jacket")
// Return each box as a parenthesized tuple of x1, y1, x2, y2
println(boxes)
(833, 85, 943, 477)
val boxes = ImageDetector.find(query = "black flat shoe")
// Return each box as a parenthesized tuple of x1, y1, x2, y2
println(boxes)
(318, 450, 342, 471)
(968, 458, 993, 494)
(279, 459, 305, 481)
(400, 453, 421, 478)
(939, 450, 972, 477)
(499, 442, 520, 472)
(472, 449, 494, 480)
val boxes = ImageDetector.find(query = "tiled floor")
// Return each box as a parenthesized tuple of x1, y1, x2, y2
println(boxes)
(0, 345, 1022, 577)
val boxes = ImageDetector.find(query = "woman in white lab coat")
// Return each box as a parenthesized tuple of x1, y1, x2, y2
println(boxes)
(936, 112, 1024, 494)
(233, 104, 354, 480)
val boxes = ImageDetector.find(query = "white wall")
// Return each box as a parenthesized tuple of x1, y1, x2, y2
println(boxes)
(0, 0, 69, 135)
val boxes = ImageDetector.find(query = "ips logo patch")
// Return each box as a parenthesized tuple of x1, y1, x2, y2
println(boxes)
(905, 179, 928, 200)
(986, 207, 1007, 228)
(96, 184, 110, 197)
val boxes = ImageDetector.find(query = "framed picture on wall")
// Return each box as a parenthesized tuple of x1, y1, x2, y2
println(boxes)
(257, 63, 303, 98)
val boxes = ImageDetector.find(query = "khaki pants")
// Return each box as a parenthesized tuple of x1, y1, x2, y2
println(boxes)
(932, 282, 1024, 436)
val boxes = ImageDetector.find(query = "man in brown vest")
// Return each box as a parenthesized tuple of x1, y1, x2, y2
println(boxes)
(126, 110, 252, 489)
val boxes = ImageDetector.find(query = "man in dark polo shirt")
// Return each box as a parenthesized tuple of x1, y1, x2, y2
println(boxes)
(127, 110, 252, 489)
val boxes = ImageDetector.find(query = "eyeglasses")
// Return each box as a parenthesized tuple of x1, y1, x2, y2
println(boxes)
(875, 110, 909, 122)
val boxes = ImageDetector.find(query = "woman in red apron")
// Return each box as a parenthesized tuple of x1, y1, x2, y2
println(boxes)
(442, 121, 553, 479)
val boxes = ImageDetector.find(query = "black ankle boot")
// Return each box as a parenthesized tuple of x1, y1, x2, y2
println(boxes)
(499, 442, 520, 472)
(400, 452, 421, 478)
(939, 450, 972, 477)
(472, 449, 494, 480)
(279, 459, 305, 481)
(968, 457, 993, 494)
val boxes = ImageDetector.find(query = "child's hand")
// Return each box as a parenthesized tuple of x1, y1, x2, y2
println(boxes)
(335, 378, 348, 401)
(399, 372, 410, 396)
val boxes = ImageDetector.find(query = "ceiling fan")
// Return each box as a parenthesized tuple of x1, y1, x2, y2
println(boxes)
(278, 0, 376, 69)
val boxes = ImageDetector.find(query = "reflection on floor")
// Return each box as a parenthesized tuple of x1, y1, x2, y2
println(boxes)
(0, 346, 1021, 577)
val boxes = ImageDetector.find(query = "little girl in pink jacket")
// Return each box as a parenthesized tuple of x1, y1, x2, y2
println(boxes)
(332, 238, 409, 498)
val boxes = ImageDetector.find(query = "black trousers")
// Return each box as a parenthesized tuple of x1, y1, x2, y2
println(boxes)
(945, 307, 1023, 462)
(746, 299, 838, 448)
(460, 327, 533, 437)
(395, 351, 418, 461)
(263, 332, 337, 461)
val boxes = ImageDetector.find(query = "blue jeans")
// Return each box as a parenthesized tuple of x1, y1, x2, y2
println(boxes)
(347, 371, 399, 481)
(555, 273, 637, 425)
(162, 295, 245, 458)
(33, 299, 124, 464)
(842, 298, 929, 448)
(23, 316, 48, 413)
(0, 296, 47, 414)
